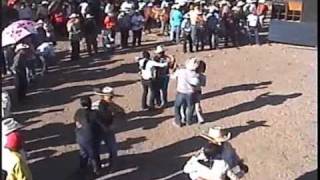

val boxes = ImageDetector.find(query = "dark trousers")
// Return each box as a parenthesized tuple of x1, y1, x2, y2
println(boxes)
(141, 79, 157, 109)
(132, 29, 142, 47)
(155, 76, 169, 106)
(71, 40, 80, 61)
(207, 29, 218, 49)
(120, 30, 129, 48)
(195, 27, 205, 51)
(78, 139, 100, 172)
(14, 72, 28, 101)
(183, 32, 193, 53)
(174, 92, 195, 125)
(85, 35, 98, 55)
(100, 130, 117, 163)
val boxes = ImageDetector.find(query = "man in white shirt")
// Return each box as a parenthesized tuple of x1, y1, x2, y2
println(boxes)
(131, 10, 145, 47)
(184, 143, 238, 180)
(79, 1, 89, 17)
(246, 12, 260, 45)
(171, 58, 200, 127)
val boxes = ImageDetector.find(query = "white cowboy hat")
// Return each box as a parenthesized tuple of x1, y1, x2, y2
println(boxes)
(172, 4, 179, 9)
(155, 45, 165, 54)
(94, 86, 122, 97)
(15, 43, 29, 52)
(41, 1, 49, 5)
(200, 127, 231, 145)
(200, 0, 206, 4)
(236, 1, 245, 7)
(85, 14, 94, 19)
(194, 0, 201, 3)
(258, 0, 265, 3)
(69, 13, 79, 19)
(147, 2, 153, 7)
(185, 58, 199, 71)
(2, 118, 23, 135)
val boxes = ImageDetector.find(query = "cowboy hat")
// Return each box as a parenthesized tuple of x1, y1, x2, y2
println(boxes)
(185, 58, 199, 71)
(94, 86, 121, 97)
(69, 13, 79, 19)
(194, 0, 201, 3)
(41, 1, 49, 5)
(85, 14, 94, 19)
(172, 4, 179, 9)
(219, 0, 231, 6)
(155, 45, 165, 54)
(2, 118, 23, 136)
(15, 43, 29, 52)
(200, 127, 231, 145)
(236, 1, 245, 7)
(258, 0, 265, 3)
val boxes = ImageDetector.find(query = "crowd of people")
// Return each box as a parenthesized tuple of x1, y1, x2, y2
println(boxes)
(1, 0, 270, 179)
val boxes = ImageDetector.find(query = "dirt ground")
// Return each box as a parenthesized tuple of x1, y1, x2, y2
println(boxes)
(3, 32, 317, 180)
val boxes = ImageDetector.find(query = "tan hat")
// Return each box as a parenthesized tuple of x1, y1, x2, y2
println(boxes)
(94, 86, 122, 97)
(200, 127, 231, 145)
(2, 118, 23, 135)
(15, 43, 29, 52)
(155, 45, 165, 54)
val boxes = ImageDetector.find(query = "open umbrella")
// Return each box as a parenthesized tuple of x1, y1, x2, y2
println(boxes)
(2, 26, 32, 47)
(8, 20, 38, 34)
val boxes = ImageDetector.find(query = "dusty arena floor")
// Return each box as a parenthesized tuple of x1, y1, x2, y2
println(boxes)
(4, 32, 317, 180)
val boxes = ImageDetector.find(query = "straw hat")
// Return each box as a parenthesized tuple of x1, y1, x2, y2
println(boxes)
(200, 127, 231, 145)
(236, 1, 245, 7)
(15, 43, 29, 52)
(185, 58, 199, 71)
(94, 86, 121, 97)
(2, 118, 23, 136)
(69, 13, 79, 19)
(155, 45, 165, 54)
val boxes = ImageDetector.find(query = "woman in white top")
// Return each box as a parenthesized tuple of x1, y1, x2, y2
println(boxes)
(137, 51, 168, 110)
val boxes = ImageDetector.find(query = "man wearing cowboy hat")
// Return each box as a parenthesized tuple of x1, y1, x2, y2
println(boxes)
(131, 10, 145, 47)
(83, 14, 99, 55)
(183, 142, 238, 180)
(200, 127, 248, 177)
(117, 11, 131, 48)
(181, 13, 194, 53)
(67, 13, 81, 61)
(154, 45, 176, 107)
(12, 43, 30, 101)
(92, 86, 125, 168)
(171, 58, 200, 127)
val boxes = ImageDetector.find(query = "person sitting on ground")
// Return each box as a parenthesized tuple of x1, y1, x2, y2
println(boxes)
(200, 127, 249, 178)
(183, 142, 238, 180)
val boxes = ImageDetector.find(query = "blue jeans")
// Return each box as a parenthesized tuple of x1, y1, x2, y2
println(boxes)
(248, 26, 260, 45)
(174, 92, 195, 125)
(100, 130, 118, 162)
(170, 26, 181, 44)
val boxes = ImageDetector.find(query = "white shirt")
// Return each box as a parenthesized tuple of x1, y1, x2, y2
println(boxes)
(183, 152, 237, 180)
(131, 14, 145, 31)
(171, 68, 199, 94)
(79, 2, 89, 15)
(247, 13, 258, 27)
(19, 7, 32, 20)
(138, 58, 168, 80)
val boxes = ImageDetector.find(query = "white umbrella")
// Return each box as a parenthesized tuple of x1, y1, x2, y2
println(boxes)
(2, 26, 32, 47)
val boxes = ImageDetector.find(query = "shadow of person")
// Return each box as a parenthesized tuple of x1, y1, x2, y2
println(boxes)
(296, 169, 318, 180)
(226, 120, 270, 139)
(204, 92, 302, 123)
